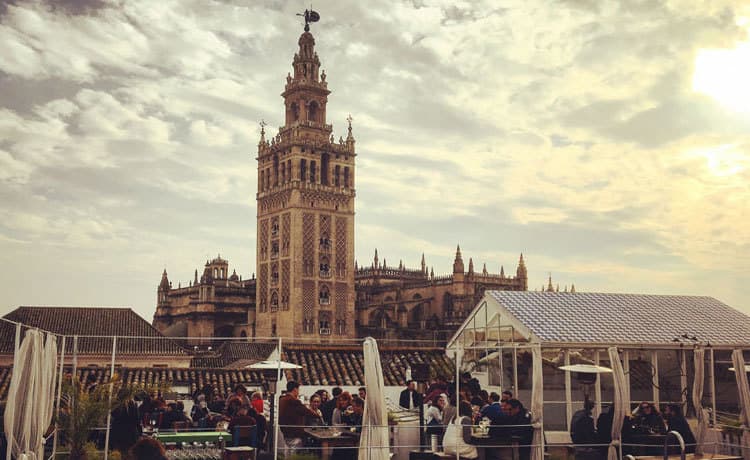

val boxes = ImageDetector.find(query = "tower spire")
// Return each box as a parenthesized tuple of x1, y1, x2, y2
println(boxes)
(516, 253, 528, 290)
(453, 244, 464, 274)
(421, 253, 426, 273)
(159, 269, 170, 290)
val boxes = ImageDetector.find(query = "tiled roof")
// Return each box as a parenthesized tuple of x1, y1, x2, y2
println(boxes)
(282, 346, 454, 387)
(488, 291, 750, 346)
(0, 306, 187, 356)
(0, 347, 453, 399)
(0, 366, 267, 401)
(190, 341, 277, 368)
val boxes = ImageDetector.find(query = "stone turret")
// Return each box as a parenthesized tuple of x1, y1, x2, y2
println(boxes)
(453, 245, 464, 274)
(516, 253, 528, 290)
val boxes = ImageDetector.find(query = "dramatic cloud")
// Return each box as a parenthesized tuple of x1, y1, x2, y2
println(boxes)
(1, 0, 749, 320)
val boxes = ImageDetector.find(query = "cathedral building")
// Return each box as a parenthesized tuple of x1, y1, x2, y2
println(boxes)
(152, 20, 529, 344)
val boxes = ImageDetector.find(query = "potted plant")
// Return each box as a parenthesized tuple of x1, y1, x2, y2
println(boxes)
(57, 374, 168, 460)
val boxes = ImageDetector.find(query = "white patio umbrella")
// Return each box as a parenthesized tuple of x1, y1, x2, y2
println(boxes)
(530, 345, 544, 460)
(731, 350, 750, 456)
(607, 347, 627, 460)
(558, 364, 613, 374)
(247, 360, 303, 370)
(692, 348, 708, 455)
(359, 337, 389, 460)
(4, 328, 58, 460)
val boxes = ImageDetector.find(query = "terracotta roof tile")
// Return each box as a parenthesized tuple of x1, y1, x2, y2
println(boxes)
(281, 346, 455, 387)
(1, 306, 187, 356)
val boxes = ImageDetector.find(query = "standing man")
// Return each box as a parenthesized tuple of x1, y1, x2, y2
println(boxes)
(399, 380, 423, 410)
(322, 387, 342, 425)
(278, 381, 319, 448)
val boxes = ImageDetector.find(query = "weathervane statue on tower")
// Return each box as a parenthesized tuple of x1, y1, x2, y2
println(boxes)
(296, 9, 320, 32)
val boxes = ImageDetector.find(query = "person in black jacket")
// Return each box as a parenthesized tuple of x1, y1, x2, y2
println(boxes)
(110, 389, 141, 455)
(322, 387, 342, 425)
(399, 380, 423, 410)
(570, 401, 598, 460)
(663, 404, 696, 453)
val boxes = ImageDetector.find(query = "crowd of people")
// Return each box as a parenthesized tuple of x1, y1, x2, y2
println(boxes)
(570, 400, 696, 458)
(399, 373, 534, 460)
(108, 383, 268, 459)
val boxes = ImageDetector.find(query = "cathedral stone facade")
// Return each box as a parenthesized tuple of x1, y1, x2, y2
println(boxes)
(151, 25, 528, 344)
(355, 247, 527, 343)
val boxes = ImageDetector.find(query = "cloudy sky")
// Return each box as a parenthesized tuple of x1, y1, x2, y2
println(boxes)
(1, 0, 749, 321)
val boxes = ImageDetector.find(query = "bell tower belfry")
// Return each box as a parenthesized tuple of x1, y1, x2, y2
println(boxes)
(255, 12, 356, 341)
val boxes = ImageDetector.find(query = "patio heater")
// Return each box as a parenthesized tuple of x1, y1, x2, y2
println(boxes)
(558, 364, 613, 407)
(247, 359, 302, 456)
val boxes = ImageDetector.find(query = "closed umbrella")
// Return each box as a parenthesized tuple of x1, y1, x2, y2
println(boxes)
(607, 347, 627, 460)
(692, 348, 708, 455)
(359, 337, 389, 460)
(731, 350, 750, 457)
(4, 328, 58, 460)
(530, 345, 544, 460)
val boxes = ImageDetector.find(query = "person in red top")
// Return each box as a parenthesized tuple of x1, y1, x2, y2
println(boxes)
(251, 391, 265, 416)
(278, 380, 319, 448)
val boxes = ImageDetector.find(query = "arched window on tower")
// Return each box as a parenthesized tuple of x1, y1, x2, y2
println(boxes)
(273, 154, 279, 187)
(344, 167, 350, 188)
(310, 160, 317, 183)
(300, 159, 307, 182)
(319, 285, 330, 305)
(320, 256, 330, 277)
(308, 101, 319, 123)
(291, 103, 299, 122)
(270, 291, 279, 311)
(321, 153, 329, 185)
(334, 165, 340, 187)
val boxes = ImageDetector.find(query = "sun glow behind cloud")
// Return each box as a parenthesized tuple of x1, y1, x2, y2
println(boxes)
(692, 22, 750, 115)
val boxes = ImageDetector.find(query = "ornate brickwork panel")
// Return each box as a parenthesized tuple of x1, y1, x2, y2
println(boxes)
(259, 219, 269, 261)
(335, 217, 346, 279)
(281, 212, 291, 257)
(335, 283, 347, 318)
(258, 264, 268, 312)
(303, 213, 315, 277)
(303, 280, 315, 317)
(281, 259, 290, 310)
(320, 214, 331, 240)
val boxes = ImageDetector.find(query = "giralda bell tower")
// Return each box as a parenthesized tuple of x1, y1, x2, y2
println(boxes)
(255, 12, 356, 341)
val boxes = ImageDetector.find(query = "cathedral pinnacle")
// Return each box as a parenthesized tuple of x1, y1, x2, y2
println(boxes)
(546, 274, 554, 292)
(159, 269, 170, 290)
(421, 253, 426, 273)
(453, 244, 464, 274)
(259, 120, 266, 145)
(346, 114, 355, 148)
(468, 257, 474, 275)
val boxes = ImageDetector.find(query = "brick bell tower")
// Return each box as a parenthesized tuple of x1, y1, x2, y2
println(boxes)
(255, 13, 356, 341)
